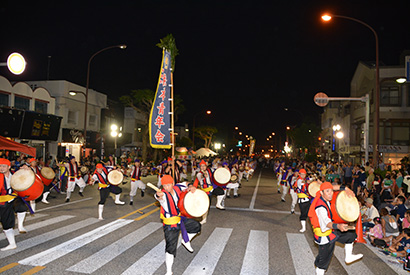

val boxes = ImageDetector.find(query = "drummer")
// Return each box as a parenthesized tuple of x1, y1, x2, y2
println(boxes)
(28, 158, 42, 211)
(60, 156, 87, 203)
(280, 166, 293, 202)
(129, 159, 146, 205)
(309, 182, 363, 274)
(154, 175, 201, 275)
(0, 158, 17, 250)
(91, 163, 125, 220)
(226, 162, 240, 198)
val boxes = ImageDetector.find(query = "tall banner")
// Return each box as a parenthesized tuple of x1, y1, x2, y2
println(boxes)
(149, 50, 172, 149)
(249, 138, 256, 156)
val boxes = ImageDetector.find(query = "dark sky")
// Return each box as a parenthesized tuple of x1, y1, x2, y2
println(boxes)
(1, 0, 410, 146)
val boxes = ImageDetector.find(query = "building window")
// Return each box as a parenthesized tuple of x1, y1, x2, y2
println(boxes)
(381, 85, 400, 106)
(35, 100, 48, 114)
(67, 110, 78, 125)
(0, 93, 9, 107)
(15, 96, 30, 110)
(88, 114, 97, 127)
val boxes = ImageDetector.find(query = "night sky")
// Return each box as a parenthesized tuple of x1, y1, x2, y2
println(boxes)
(1, 1, 410, 146)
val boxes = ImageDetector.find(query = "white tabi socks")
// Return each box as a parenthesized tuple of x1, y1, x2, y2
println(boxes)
(181, 233, 196, 253)
(115, 194, 125, 205)
(98, 204, 104, 220)
(42, 191, 50, 204)
(17, 212, 27, 233)
(30, 200, 36, 213)
(165, 252, 174, 275)
(1, 229, 16, 251)
(216, 195, 225, 210)
(315, 267, 325, 275)
(344, 243, 363, 264)
(299, 220, 306, 233)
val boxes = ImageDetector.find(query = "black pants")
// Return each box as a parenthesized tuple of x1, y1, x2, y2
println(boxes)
(298, 200, 310, 221)
(0, 203, 15, 230)
(164, 218, 201, 256)
(315, 230, 357, 270)
(98, 185, 122, 205)
(12, 197, 28, 213)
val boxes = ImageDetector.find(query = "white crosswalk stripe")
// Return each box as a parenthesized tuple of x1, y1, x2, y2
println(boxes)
(0, 215, 73, 241)
(1, 217, 99, 259)
(67, 222, 162, 274)
(183, 227, 233, 275)
(19, 219, 133, 266)
(240, 230, 269, 275)
(334, 245, 372, 275)
(286, 233, 317, 275)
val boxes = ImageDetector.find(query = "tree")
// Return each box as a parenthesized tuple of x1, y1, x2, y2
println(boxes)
(194, 126, 217, 148)
(156, 34, 179, 71)
(287, 122, 321, 157)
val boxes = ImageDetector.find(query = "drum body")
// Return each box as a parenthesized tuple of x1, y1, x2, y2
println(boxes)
(213, 168, 231, 187)
(11, 169, 44, 201)
(39, 167, 55, 186)
(108, 170, 123, 185)
(330, 191, 360, 223)
(308, 181, 321, 197)
(178, 189, 210, 219)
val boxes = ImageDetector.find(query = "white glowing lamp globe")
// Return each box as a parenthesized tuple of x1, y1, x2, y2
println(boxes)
(7, 53, 26, 75)
(335, 131, 344, 139)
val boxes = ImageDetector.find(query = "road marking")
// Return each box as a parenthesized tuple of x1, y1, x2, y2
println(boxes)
(118, 202, 156, 219)
(249, 171, 262, 210)
(334, 245, 372, 275)
(210, 205, 300, 215)
(240, 230, 269, 275)
(134, 208, 159, 221)
(36, 197, 92, 212)
(0, 263, 19, 272)
(21, 266, 45, 275)
(183, 227, 233, 275)
(25, 213, 48, 221)
(286, 233, 316, 275)
(67, 222, 162, 274)
(1, 218, 99, 259)
(19, 219, 133, 266)
(122, 236, 182, 275)
(0, 215, 75, 241)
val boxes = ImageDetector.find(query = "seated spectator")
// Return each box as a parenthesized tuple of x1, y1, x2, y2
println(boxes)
(387, 228, 410, 257)
(363, 198, 380, 228)
(393, 196, 408, 228)
(403, 210, 410, 229)
(380, 208, 400, 239)
(381, 174, 394, 203)
(367, 217, 383, 244)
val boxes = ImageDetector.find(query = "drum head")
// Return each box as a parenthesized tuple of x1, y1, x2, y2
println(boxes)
(11, 169, 35, 191)
(108, 170, 123, 185)
(183, 189, 210, 217)
(80, 166, 88, 173)
(214, 168, 231, 185)
(335, 191, 360, 222)
(308, 181, 320, 197)
(41, 167, 55, 179)
(230, 174, 238, 182)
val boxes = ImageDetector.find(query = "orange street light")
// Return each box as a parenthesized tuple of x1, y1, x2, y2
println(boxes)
(206, 110, 211, 115)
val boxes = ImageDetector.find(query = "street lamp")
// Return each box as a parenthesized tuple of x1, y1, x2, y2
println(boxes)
(84, 44, 127, 158)
(322, 13, 380, 167)
(110, 124, 122, 164)
(0, 53, 26, 75)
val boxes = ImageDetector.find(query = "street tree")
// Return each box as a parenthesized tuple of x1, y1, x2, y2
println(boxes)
(287, 122, 321, 158)
(194, 126, 218, 148)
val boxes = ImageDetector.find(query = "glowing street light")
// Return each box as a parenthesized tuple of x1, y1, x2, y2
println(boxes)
(335, 131, 344, 139)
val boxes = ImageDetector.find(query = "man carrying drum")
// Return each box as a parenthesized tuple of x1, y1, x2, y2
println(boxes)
(129, 159, 146, 205)
(60, 156, 86, 203)
(0, 158, 17, 250)
(309, 182, 363, 275)
(154, 175, 201, 275)
(293, 169, 311, 232)
(91, 163, 125, 220)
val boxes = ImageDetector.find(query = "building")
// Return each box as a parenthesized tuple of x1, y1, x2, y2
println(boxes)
(320, 59, 410, 167)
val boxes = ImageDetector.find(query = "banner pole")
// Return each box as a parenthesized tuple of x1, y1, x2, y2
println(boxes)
(171, 67, 175, 182)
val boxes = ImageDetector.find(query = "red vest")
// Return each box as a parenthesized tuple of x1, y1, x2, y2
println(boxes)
(160, 185, 183, 227)
(309, 196, 337, 243)
(94, 168, 109, 187)
(0, 174, 9, 206)
(132, 166, 141, 180)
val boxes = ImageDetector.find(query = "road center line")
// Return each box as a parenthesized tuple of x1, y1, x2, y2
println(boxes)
(249, 170, 262, 210)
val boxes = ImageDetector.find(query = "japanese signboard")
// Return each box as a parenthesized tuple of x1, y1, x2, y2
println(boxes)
(149, 50, 172, 149)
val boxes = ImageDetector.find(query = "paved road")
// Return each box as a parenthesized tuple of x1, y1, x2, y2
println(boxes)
(0, 168, 406, 274)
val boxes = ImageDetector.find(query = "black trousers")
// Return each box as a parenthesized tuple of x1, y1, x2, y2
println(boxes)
(298, 200, 310, 221)
(164, 218, 201, 256)
(315, 230, 357, 270)
(98, 185, 122, 205)
(0, 203, 15, 230)
(12, 197, 28, 213)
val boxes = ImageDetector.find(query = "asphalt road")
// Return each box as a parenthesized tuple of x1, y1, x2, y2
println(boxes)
(0, 168, 406, 275)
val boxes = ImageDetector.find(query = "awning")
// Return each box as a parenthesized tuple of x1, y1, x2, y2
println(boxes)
(0, 136, 36, 157)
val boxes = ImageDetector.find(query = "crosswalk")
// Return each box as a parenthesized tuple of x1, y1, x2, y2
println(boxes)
(0, 214, 407, 275)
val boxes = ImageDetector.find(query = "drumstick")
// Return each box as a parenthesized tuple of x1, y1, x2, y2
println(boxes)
(147, 183, 160, 192)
